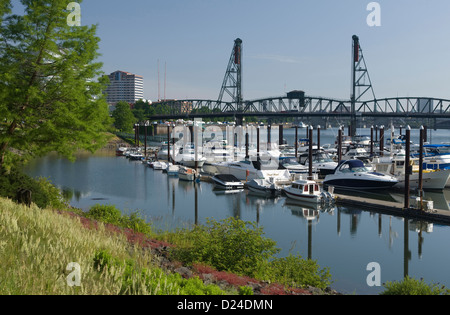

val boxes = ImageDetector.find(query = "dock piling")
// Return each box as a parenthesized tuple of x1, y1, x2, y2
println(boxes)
(309, 125, 313, 180)
(418, 126, 424, 210)
(404, 126, 411, 209)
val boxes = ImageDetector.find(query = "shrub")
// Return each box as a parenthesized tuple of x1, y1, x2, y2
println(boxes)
(120, 211, 153, 236)
(265, 254, 332, 290)
(381, 277, 450, 295)
(172, 217, 279, 277)
(0, 167, 67, 209)
(86, 204, 153, 236)
(86, 204, 122, 225)
(238, 286, 254, 295)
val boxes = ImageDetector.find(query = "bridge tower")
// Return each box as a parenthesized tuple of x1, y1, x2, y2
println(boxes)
(218, 38, 243, 114)
(351, 35, 376, 136)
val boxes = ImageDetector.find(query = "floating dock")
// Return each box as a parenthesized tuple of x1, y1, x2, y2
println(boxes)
(334, 193, 450, 225)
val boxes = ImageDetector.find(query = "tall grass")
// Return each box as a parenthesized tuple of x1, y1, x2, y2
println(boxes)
(0, 197, 227, 295)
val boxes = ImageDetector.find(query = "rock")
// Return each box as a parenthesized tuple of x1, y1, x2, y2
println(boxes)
(175, 267, 193, 279)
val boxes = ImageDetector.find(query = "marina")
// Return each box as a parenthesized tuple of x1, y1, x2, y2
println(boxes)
(24, 126, 450, 295)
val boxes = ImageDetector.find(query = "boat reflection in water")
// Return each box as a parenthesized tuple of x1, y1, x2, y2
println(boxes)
(283, 198, 336, 222)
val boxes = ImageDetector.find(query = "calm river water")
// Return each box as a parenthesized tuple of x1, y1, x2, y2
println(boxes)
(24, 127, 450, 295)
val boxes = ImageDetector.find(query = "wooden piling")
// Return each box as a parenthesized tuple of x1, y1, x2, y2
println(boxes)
(338, 127, 342, 163)
(257, 126, 260, 158)
(317, 125, 321, 151)
(404, 126, 411, 209)
(245, 132, 249, 160)
(370, 126, 374, 156)
(167, 125, 171, 163)
(309, 126, 313, 179)
(419, 126, 424, 210)
(379, 126, 384, 157)
(279, 124, 283, 146)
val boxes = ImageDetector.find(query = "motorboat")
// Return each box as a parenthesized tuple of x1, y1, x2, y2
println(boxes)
(178, 166, 198, 181)
(353, 135, 371, 146)
(116, 146, 128, 156)
(211, 174, 244, 190)
(284, 179, 335, 204)
(278, 156, 309, 174)
(129, 151, 144, 160)
(173, 145, 207, 168)
(246, 178, 288, 196)
(372, 155, 450, 190)
(157, 144, 175, 160)
(343, 147, 370, 160)
(323, 159, 398, 190)
(160, 161, 171, 172)
(152, 161, 164, 170)
(298, 150, 338, 177)
(167, 164, 179, 176)
(201, 146, 234, 175)
(211, 158, 292, 184)
(421, 145, 450, 175)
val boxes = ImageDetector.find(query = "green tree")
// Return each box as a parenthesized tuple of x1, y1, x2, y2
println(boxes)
(0, 0, 111, 170)
(112, 101, 136, 132)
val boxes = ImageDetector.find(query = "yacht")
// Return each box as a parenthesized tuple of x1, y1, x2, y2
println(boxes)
(278, 156, 309, 174)
(174, 144, 206, 168)
(372, 155, 450, 190)
(202, 147, 234, 175)
(323, 159, 398, 190)
(343, 147, 370, 160)
(298, 150, 338, 177)
(212, 158, 292, 183)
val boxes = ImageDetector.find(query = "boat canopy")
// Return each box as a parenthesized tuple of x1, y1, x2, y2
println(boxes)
(335, 159, 367, 173)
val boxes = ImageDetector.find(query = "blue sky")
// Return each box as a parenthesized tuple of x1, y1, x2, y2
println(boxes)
(12, 0, 450, 102)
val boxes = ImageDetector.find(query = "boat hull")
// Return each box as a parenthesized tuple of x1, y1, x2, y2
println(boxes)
(284, 189, 321, 203)
(246, 179, 278, 196)
(394, 170, 450, 190)
(211, 175, 244, 190)
(179, 173, 195, 181)
(323, 177, 398, 190)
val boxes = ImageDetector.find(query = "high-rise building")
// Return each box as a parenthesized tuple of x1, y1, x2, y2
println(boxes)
(104, 70, 144, 106)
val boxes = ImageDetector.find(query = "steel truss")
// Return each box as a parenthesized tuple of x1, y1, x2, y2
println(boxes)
(152, 96, 450, 120)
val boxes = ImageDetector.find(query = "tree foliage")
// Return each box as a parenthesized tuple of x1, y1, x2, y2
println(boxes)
(112, 101, 136, 132)
(0, 0, 112, 170)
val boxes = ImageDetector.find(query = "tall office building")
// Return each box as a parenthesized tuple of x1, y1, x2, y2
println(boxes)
(104, 70, 144, 106)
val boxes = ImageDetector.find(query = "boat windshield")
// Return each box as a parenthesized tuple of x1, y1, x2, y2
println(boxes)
(313, 153, 334, 163)
(280, 157, 300, 166)
(424, 145, 450, 155)
(339, 160, 368, 173)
